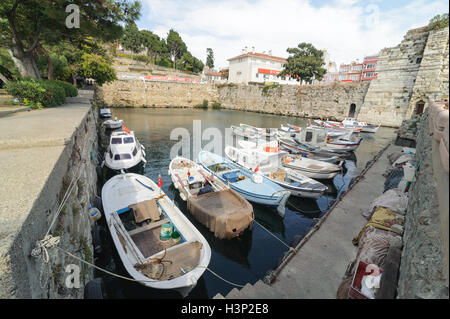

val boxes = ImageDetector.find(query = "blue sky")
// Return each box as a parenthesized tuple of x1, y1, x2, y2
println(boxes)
(136, 0, 449, 69)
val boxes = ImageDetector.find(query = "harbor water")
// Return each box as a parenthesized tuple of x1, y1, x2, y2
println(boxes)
(95, 108, 396, 299)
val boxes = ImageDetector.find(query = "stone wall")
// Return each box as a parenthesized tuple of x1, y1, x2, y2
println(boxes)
(97, 80, 369, 121)
(2, 105, 98, 299)
(408, 27, 450, 118)
(358, 26, 449, 127)
(397, 107, 449, 298)
(217, 82, 369, 120)
(96, 80, 219, 108)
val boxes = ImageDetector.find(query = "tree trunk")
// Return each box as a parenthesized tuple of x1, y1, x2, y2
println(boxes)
(38, 44, 53, 80)
(9, 48, 41, 79)
(72, 72, 77, 86)
(0, 73, 9, 85)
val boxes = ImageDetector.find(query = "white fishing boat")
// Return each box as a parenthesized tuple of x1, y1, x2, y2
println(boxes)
(225, 145, 327, 198)
(276, 136, 342, 163)
(168, 157, 254, 239)
(102, 117, 124, 130)
(295, 126, 360, 153)
(198, 151, 290, 217)
(103, 130, 147, 173)
(342, 118, 380, 133)
(314, 119, 363, 133)
(101, 173, 211, 297)
(231, 125, 259, 140)
(236, 139, 342, 180)
(281, 155, 342, 180)
(99, 108, 112, 119)
(240, 123, 277, 138)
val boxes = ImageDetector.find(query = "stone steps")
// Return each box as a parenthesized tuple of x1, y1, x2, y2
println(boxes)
(213, 280, 285, 299)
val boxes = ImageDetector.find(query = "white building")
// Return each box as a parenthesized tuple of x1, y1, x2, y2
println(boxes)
(227, 47, 299, 85)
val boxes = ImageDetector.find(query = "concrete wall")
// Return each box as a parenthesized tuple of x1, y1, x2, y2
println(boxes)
(0, 100, 98, 298)
(397, 106, 449, 298)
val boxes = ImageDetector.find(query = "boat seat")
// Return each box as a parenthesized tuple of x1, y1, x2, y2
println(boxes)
(128, 218, 171, 236)
(129, 199, 161, 224)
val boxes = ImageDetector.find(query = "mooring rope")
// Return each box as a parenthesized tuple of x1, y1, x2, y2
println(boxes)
(253, 219, 295, 253)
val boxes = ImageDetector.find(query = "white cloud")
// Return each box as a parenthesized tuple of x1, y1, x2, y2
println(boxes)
(139, 0, 449, 69)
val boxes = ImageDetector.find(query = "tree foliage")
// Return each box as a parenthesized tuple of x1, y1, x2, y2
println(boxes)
(279, 43, 327, 84)
(140, 30, 168, 64)
(79, 53, 117, 86)
(121, 22, 144, 54)
(427, 13, 449, 31)
(206, 48, 214, 69)
(166, 29, 187, 70)
(0, 0, 140, 78)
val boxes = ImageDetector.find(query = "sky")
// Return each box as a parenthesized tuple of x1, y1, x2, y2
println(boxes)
(135, 0, 449, 70)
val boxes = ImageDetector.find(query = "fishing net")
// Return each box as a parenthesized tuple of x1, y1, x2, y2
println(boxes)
(187, 189, 254, 239)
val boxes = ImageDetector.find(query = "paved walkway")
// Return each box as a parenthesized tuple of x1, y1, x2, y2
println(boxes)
(218, 143, 402, 299)
(0, 91, 93, 298)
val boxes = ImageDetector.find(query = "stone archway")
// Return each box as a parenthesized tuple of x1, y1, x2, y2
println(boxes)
(348, 103, 356, 117)
(415, 100, 425, 115)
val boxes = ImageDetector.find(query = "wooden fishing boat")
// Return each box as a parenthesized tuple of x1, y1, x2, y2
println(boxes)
(225, 146, 327, 199)
(240, 123, 277, 138)
(197, 151, 290, 217)
(281, 154, 343, 180)
(277, 136, 342, 163)
(102, 117, 124, 130)
(168, 157, 254, 239)
(342, 118, 380, 133)
(101, 173, 211, 297)
(99, 108, 112, 119)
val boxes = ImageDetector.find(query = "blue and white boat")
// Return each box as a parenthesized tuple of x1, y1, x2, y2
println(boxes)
(197, 150, 290, 217)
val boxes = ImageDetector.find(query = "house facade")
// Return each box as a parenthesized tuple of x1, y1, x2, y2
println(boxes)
(227, 48, 299, 85)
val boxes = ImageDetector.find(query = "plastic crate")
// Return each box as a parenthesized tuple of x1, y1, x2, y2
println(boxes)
(348, 261, 382, 299)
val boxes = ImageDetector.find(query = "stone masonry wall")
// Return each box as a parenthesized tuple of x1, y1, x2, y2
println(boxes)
(397, 107, 449, 298)
(96, 80, 219, 108)
(97, 80, 369, 122)
(358, 27, 430, 127)
(408, 27, 450, 118)
(217, 82, 369, 120)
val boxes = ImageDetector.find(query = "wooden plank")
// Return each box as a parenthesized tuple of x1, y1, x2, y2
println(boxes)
(128, 218, 170, 236)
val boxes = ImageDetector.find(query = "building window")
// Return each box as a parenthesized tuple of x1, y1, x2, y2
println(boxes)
(281, 76, 286, 81)
(256, 73, 259, 78)
(416, 57, 422, 64)
(365, 63, 376, 69)
(365, 72, 374, 78)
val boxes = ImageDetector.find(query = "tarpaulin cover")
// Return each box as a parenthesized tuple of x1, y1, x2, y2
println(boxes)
(187, 188, 254, 239)
(363, 188, 409, 220)
(354, 226, 399, 271)
(353, 207, 404, 245)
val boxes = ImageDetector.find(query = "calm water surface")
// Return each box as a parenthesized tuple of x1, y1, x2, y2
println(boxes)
(95, 108, 396, 299)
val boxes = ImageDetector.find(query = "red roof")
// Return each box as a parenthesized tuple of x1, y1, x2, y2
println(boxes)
(228, 52, 286, 62)
(206, 71, 224, 77)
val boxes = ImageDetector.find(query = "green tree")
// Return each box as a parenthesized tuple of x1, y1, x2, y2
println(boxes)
(79, 53, 117, 86)
(279, 43, 327, 84)
(121, 22, 144, 54)
(427, 13, 449, 31)
(166, 29, 187, 70)
(0, 0, 140, 78)
(141, 30, 167, 64)
(206, 48, 214, 69)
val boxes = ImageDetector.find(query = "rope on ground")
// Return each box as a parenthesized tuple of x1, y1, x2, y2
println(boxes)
(253, 219, 295, 253)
